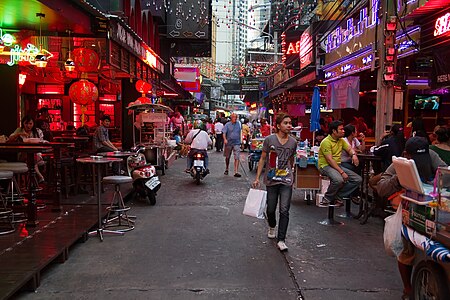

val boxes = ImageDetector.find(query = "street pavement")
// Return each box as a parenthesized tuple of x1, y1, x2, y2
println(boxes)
(18, 150, 402, 300)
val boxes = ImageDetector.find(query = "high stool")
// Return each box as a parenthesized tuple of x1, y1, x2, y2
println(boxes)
(318, 175, 344, 226)
(0, 163, 28, 223)
(102, 175, 134, 232)
(0, 170, 15, 235)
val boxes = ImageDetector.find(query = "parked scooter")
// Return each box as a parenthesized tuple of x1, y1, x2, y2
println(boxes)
(125, 146, 161, 205)
(189, 150, 208, 185)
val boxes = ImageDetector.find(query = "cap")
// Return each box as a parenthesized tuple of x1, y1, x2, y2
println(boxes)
(405, 136, 429, 155)
(405, 136, 434, 182)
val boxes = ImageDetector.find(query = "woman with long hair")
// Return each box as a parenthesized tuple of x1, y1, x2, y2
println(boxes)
(9, 116, 46, 182)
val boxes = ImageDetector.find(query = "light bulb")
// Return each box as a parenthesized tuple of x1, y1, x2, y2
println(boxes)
(65, 58, 75, 71)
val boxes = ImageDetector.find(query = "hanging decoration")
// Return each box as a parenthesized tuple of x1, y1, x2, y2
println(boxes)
(69, 79, 98, 126)
(72, 47, 99, 74)
(135, 80, 152, 95)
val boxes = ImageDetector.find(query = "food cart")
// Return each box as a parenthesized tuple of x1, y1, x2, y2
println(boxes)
(294, 144, 321, 205)
(126, 103, 174, 175)
(392, 157, 450, 299)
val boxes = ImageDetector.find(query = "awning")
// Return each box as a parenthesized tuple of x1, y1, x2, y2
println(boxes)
(161, 76, 193, 100)
(266, 66, 317, 98)
(406, 0, 450, 19)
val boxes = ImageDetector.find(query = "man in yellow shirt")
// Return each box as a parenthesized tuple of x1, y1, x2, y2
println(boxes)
(318, 120, 362, 206)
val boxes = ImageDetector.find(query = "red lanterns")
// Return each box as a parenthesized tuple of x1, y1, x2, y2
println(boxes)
(69, 79, 98, 106)
(69, 79, 98, 126)
(135, 80, 152, 94)
(72, 48, 99, 73)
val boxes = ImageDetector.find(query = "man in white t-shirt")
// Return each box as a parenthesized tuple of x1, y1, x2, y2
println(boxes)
(184, 121, 212, 172)
(214, 119, 224, 152)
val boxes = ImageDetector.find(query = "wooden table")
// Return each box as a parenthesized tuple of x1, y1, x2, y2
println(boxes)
(76, 156, 123, 241)
(356, 153, 383, 224)
(0, 145, 52, 226)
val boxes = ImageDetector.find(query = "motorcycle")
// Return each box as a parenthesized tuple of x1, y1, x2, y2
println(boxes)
(189, 149, 208, 185)
(125, 146, 161, 205)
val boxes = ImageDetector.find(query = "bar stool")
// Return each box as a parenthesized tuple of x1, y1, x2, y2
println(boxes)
(0, 162, 28, 223)
(0, 170, 15, 235)
(318, 175, 344, 226)
(102, 175, 134, 232)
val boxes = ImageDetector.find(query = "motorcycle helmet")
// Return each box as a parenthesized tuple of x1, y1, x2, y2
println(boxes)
(194, 120, 205, 131)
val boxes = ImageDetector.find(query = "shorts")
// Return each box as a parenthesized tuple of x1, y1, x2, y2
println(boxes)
(397, 236, 415, 266)
(224, 144, 240, 160)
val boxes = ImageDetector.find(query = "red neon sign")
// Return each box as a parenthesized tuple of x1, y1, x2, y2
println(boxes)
(285, 41, 300, 55)
(434, 13, 450, 36)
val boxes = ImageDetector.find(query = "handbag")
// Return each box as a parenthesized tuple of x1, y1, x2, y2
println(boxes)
(243, 188, 267, 219)
(383, 203, 403, 257)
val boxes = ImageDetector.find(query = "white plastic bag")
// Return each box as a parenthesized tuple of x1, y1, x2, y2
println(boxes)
(383, 203, 403, 257)
(243, 188, 267, 219)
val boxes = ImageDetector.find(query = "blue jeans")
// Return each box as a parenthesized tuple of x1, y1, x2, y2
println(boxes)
(186, 149, 209, 169)
(266, 184, 292, 242)
(320, 165, 362, 201)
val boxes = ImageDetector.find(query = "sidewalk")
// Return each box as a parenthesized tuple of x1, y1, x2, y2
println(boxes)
(17, 151, 402, 299)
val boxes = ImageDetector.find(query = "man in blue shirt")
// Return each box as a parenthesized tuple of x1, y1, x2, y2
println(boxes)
(223, 113, 242, 177)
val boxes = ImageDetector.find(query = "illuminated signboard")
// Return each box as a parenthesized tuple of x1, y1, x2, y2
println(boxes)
(323, 46, 373, 83)
(0, 28, 52, 66)
(281, 29, 303, 69)
(324, 0, 379, 65)
(299, 26, 313, 69)
(434, 13, 450, 36)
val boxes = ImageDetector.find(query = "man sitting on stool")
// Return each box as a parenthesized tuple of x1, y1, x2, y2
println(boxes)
(318, 120, 362, 206)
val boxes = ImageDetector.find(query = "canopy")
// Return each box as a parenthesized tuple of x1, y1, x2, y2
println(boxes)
(126, 103, 174, 113)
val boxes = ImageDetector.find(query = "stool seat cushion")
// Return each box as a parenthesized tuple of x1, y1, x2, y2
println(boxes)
(102, 175, 133, 184)
(0, 166, 28, 174)
(0, 170, 13, 179)
(0, 162, 27, 168)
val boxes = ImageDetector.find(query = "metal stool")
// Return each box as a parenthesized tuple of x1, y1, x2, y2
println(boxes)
(102, 175, 134, 232)
(0, 170, 15, 234)
(318, 175, 344, 226)
(0, 163, 28, 223)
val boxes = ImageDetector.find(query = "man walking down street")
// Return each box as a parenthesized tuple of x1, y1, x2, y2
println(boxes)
(223, 113, 242, 177)
(318, 120, 362, 206)
(214, 118, 224, 152)
(252, 112, 297, 251)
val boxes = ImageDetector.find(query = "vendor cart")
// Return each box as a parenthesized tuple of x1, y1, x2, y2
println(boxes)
(392, 157, 450, 299)
(248, 138, 264, 171)
(294, 145, 321, 205)
(126, 103, 174, 175)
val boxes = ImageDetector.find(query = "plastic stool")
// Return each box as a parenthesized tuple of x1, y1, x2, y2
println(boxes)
(102, 176, 134, 232)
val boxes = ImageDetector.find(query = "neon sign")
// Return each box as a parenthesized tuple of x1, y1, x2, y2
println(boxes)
(0, 28, 52, 66)
(285, 41, 300, 55)
(326, 0, 380, 53)
(434, 13, 450, 36)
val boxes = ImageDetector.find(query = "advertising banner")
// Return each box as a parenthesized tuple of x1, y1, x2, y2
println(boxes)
(326, 76, 360, 110)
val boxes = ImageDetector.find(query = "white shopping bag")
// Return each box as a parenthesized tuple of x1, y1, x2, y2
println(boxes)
(383, 203, 403, 257)
(243, 188, 267, 219)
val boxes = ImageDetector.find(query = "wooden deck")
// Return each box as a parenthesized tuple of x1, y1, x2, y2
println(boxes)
(0, 195, 109, 299)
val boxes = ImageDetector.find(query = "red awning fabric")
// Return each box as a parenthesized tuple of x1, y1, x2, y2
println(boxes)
(405, 0, 450, 19)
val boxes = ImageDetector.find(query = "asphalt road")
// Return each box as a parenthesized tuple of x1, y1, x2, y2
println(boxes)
(19, 150, 402, 300)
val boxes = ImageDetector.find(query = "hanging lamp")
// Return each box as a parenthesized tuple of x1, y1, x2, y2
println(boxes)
(35, 12, 48, 68)
(65, 30, 75, 71)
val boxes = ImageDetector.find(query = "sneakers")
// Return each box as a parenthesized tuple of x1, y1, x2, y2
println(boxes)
(277, 241, 288, 251)
(234, 173, 242, 177)
(267, 227, 276, 239)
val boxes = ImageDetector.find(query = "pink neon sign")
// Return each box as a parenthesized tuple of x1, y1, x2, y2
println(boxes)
(434, 13, 450, 36)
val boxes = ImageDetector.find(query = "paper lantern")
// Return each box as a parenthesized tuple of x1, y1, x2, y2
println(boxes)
(135, 80, 152, 94)
(72, 48, 99, 73)
(69, 79, 98, 126)
(69, 79, 98, 106)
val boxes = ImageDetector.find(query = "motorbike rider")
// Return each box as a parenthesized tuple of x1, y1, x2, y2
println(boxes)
(184, 120, 212, 173)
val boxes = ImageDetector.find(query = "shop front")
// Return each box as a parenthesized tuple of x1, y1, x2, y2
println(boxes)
(322, 0, 380, 135)
(397, 2, 450, 133)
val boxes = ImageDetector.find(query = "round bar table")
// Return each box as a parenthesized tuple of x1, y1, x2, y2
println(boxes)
(97, 151, 134, 174)
(76, 156, 123, 241)
(0, 144, 52, 226)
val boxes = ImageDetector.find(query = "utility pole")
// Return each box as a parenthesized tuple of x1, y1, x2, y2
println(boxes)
(375, 0, 396, 142)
